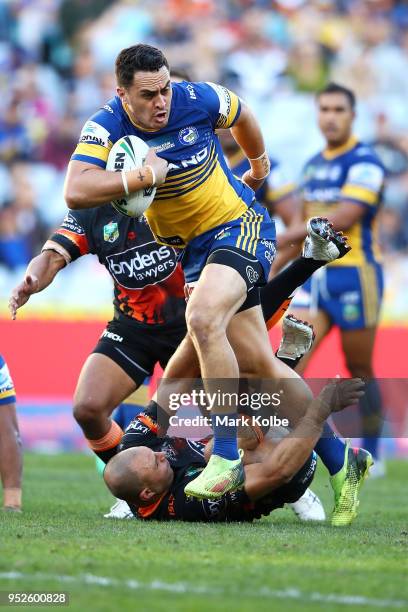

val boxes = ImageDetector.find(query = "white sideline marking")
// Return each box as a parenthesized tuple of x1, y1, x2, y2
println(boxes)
(0, 572, 406, 608)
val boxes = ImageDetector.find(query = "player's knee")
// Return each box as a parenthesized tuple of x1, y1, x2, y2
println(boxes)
(73, 397, 107, 426)
(186, 307, 224, 346)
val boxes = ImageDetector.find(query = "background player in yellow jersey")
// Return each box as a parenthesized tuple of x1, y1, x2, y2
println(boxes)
(63, 44, 309, 499)
(277, 83, 385, 471)
(0, 355, 23, 512)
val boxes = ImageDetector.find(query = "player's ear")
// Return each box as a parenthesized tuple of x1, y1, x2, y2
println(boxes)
(117, 87, 126, 102)
(139, 487, 155, 503)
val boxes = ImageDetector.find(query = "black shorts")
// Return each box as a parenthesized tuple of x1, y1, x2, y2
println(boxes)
(226, 452, 318, 522)
(92, 317, 186, 386)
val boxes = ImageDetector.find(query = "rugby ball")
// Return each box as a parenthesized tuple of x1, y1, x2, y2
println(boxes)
(106, 135, 156, 217)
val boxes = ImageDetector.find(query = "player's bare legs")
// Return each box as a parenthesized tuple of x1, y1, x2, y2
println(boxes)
(73, 354, 137, 463)
(340, 326, 383, 464)
(0, 403, 23, 511)
(183, 263, 253, 497)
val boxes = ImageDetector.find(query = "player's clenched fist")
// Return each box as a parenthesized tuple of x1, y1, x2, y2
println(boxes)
(145, 148, 169, 186)
(8, 274, 39, 320)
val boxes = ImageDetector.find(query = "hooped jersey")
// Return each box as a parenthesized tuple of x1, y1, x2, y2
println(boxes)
(47, 208, 186, 327)
(301, 137, 385, 267)
(0, 355, 16, 405)
(71, 82, 255, 248)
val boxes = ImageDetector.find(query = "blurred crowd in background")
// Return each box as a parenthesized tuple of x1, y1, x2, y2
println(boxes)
(0, 0, 408, 320)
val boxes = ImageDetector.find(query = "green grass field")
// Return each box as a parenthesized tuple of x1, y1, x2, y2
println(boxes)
(0, 453, 407, 612)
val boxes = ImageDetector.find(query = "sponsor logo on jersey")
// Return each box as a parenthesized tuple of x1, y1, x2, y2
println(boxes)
(103, 222, 119, 243)
(186, 83, 196, 99)
(347, 162, 384, 191)
(303, 187, 341, 203)
(178, 126, 199, 146)
(125, 417, 150, 436)
(103, 104, 114, 113)
(61, 213, 85, 235)
(107, 241, 177, 289)
(264, 242, 276, 265)
(79, 120, 110, 147)
(343, 303, 360, 321)
(155, 234, 184, 247)
(155, 141, 175, 153)
(0, 363, 13, 392)
(147, 135, 175, 153)
(101, 330, 123, 342)
(214, 227, 232, 240)
(167, 146, 209, 171)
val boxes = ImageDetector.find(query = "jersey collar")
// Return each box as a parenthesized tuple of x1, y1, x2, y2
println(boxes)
(137, 492, 167, 518)
(322, 135, 358, 160)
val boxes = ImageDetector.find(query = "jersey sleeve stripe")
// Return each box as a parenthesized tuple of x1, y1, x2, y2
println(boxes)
(71, 153, 107, 169)
(0, 389, 16, 403)
(72, 142, 111, 164)
(225, 91, 240, 127)
(341, 184, 378, 206)
(51, 230, 89, 258)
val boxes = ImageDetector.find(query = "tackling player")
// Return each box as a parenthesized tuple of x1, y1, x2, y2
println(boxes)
(63, 43, 335, 499)
(0, 355, 23, 512)
(278, 83, 385, 472)
(10, 214, 372, 524)
(104, 378, 367, 523)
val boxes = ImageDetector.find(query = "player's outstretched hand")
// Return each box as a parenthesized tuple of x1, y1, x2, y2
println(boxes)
(145, 148, 169, 186)
(317, 378, 365, 420)
(9, 274, 39, 320)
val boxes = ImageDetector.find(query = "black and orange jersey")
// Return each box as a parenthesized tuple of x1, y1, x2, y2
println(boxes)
(71, 82, 255, 248)
(119, 407, 315, 522)
(46, 207, 186, 327)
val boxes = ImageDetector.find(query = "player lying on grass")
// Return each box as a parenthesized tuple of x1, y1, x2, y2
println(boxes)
(104, 378, 368, 523)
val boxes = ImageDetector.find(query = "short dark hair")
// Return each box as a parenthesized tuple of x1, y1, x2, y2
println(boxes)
(317, 82, 356, 110)
(115, 44, 169, 88)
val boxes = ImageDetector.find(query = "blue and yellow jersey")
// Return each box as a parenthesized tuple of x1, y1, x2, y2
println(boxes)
(71, 82, 255, 248)
(301, 136, 385, 267)
(0, 355, 16, 405)
(228, 151, 296, 208)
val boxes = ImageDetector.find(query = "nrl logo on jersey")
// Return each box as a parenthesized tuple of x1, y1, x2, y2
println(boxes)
(103, 222, 119, 243)
(178, 126, 199, 146)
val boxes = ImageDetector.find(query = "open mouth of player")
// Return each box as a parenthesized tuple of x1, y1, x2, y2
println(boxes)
(154, 111, 167, 123)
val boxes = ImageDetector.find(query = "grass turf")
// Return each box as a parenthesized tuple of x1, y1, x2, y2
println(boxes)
(0, 453, 407, 611)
